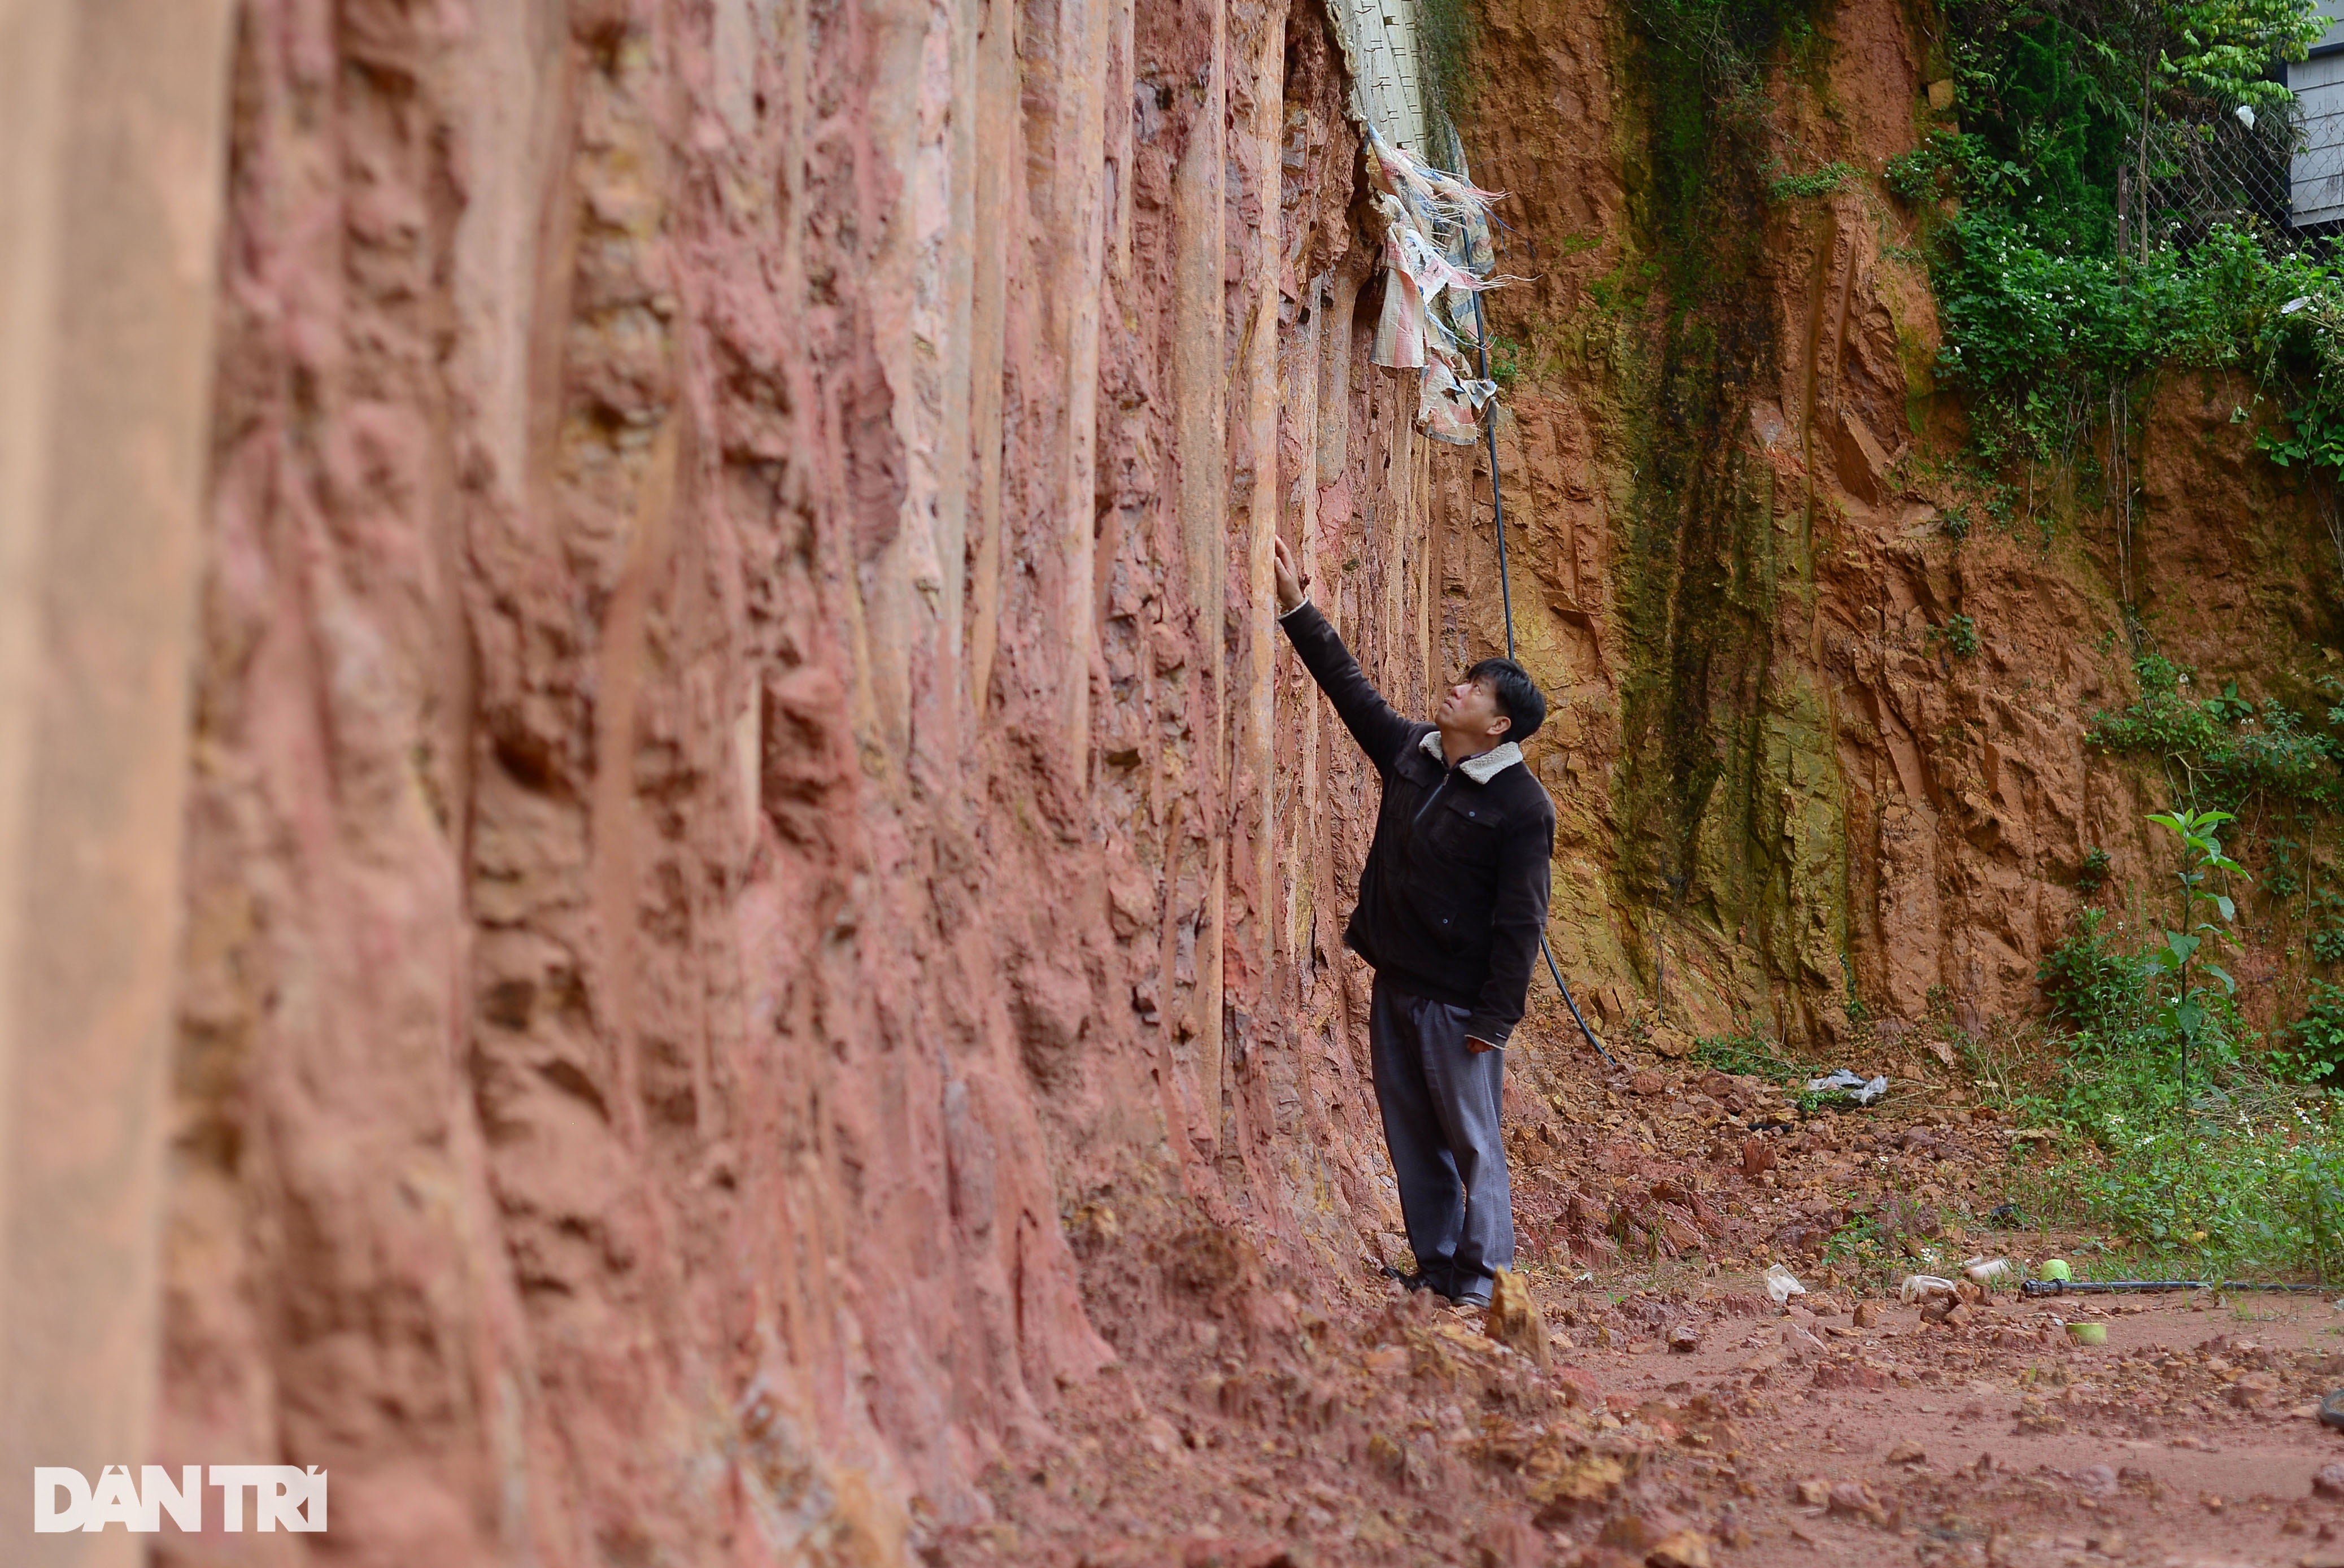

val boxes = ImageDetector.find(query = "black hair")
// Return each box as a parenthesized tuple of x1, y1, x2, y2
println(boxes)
(1464, 657, 1546, 743)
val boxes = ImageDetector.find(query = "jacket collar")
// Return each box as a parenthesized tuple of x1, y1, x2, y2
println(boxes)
(1419, 729, 1522, 783)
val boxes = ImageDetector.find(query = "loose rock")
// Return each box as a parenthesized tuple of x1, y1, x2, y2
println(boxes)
(1483, 1267, 1552, 1367)
(1826, 1480, 1887, 1525)
(1645, 1529, 1714, 1568)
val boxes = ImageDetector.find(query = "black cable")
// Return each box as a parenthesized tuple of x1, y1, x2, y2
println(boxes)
(1471, 289, 1619, 1073)
(2020, 1279, 2328, 1297)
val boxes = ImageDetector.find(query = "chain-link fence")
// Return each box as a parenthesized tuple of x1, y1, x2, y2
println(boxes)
(2134, 72, 2344, 251)
(2136, 102, 2304, 250)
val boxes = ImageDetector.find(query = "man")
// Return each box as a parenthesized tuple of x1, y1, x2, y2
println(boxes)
(1271, 534, 1554, 1310)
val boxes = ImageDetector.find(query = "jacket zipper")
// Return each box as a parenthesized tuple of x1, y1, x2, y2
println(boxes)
(1411, 766, 1453, 831)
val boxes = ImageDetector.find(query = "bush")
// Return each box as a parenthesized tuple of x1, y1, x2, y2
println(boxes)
(1765, 159, 1859, 203)
(2003, 837, 2344, 1280)
(2286, 979, 2344, 1080)
(2088, 654, 2341, 814)
(2038, 909, 2153, 1031)
(1691, 1030, 1800, 1083)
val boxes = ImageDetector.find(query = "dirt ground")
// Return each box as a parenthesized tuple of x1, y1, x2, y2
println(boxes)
(928, 1020, 2344, 1568)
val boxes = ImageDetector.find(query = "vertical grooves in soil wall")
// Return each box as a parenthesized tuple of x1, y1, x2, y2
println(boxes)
(155, 0, 2344, 1554)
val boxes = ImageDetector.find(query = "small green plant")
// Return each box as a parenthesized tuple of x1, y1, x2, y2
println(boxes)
(1884, 131, 2026, 207)
(1487, 332, 1523, 391)
(2284, 979, 2344, 1080)
(1928, 614, 1980, 659)
(2088, 654, 2342, 815)
(1765, 159, 1861, 203)
(2143, 807, 2249, 1097)
(1691, 1031, 1801, 1084)
(2266, 839, 2303, 900)
(1940, 504, 1973, 541)
(2039, 907, 2153, 1031)
(2075, 846, 2112, 894)
(2206, 680, 2256, 725)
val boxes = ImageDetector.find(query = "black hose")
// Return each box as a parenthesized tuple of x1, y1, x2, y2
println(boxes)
(2020, 1279, 2329, 1296)
(1472, 289, 1619, 1074)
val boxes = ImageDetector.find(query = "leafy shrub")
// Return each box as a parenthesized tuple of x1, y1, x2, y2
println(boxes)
(2088, 654, 2341, 813)
(1691, 1030, 1800, 1083)
(2285, 979, 2344, 1079)
(1765, 159, 1860, 202)
(2002, 815, 2344, 1279)
(1885, 131, 2025, 207)
(2039, 908, 2154, 1031)
(2076, 846, 2112, 893)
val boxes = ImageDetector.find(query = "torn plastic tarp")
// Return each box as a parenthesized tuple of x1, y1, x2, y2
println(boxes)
(1373, 227, 1428, 369)
(1805, 1069, 1889, 1105)
(1361, 127, 1516, 444)
(1419, 359, 1498, 447)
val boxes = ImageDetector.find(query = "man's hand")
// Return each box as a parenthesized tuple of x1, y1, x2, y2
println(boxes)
(1467, 1036, 1496, 1055)
(1272, 534, 1309, 614)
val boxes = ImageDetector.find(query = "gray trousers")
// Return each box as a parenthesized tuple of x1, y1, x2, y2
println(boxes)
(1369, 975, 1514, 1305)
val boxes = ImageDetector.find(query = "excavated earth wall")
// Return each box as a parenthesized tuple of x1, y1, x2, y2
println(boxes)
(162, 0, 1477, 1558)
(1462, 0, 2344, 1055)
(141, 0, 2344, 1560)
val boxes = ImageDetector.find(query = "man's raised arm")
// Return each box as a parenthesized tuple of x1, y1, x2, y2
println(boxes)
(1272, 535, 1413, 773)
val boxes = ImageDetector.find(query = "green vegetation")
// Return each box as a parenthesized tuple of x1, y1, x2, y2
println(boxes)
(1898, 0, 2330, 467)
(1764, 159, 1859, 202)
(2002, 813, 2344, 1278)
(1931, 613, 1980, 658)
(2076, 845, 2112, 892)
(1486, 332, 1523, 390)
(2086, 651, 2342, 814)
(1690, 1030, 1803, 1083)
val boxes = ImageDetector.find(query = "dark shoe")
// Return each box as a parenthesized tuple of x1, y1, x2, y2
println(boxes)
(1382, 1265, 1435, 1293)
(1448, 1292, 1491, 1312)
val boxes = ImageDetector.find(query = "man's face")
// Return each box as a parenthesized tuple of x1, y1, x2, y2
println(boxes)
(1437, 675, 1510, 742)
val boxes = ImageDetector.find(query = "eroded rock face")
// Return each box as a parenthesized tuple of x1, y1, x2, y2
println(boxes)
(160, 0, 2341, 1556)
(165, 0, 1449, 1557)
(1462, 0, 2339, 1051)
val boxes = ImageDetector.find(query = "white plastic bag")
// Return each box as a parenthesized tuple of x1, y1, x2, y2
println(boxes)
(1765, 1263, 1807, 1304)
(1899, 1274, 1958, 1304)
(1805, 1068, 1889, 1105)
